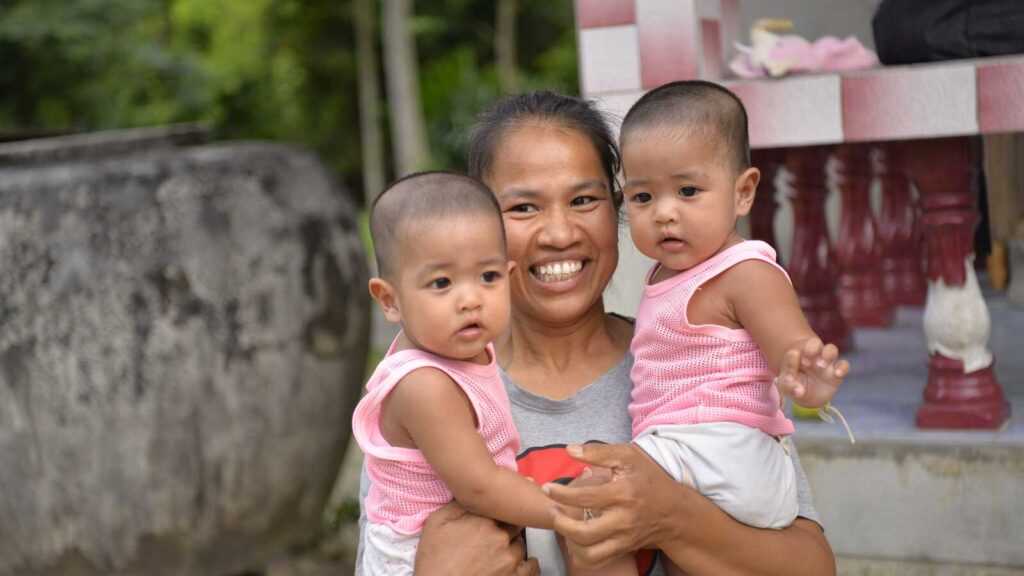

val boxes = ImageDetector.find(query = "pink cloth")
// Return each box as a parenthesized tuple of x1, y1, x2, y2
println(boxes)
(352, 337, 521, 535)
(629, 241, 795, 438)
(731, 34, 879, 78)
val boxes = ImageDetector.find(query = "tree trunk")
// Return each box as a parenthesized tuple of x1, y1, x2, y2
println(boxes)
(381, 0, 430, 176)
(355, 0, 386, 204)
(496, 0, 518, 93)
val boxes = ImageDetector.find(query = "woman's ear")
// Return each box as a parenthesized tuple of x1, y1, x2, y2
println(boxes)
(368, 278, 402, 324)
(734, 166, 761, 217)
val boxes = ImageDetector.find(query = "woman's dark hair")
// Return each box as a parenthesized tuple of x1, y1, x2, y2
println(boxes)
(467, 90, 623, 209)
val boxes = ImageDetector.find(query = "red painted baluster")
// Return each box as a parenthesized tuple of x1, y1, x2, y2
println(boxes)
(874, 144, 926, 305)
(833, 143, 893, 326)
(750, 148, 782, 262)
(784, 145, 852, 350)
(901, 137, 1010, 429)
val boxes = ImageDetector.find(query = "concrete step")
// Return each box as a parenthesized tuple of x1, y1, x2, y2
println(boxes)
(838, 557, 1024, 575)
(793, 297, 1024, 569)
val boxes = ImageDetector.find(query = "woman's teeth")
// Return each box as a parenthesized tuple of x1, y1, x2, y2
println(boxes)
(533, 261, 583, 283)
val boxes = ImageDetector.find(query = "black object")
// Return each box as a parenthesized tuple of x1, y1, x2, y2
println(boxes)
(872, 0, 1024, 65)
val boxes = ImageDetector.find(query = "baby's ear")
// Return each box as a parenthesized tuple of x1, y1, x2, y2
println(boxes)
(368, 278, 402, 324)
(507, 260, 517, 275)
(734, 167, 760, 216)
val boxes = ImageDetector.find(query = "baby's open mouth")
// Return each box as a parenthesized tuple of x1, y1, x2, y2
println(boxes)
(530, 260, 583, 283)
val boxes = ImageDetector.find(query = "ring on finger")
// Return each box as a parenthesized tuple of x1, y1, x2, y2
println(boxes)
(582, 507, 595, 522)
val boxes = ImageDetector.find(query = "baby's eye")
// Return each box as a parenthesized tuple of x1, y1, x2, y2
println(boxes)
(631, 192, 652, 203)
(429, 277, 451, 289)
(679, 186, 699, 198)
(481, 270, 502, 283)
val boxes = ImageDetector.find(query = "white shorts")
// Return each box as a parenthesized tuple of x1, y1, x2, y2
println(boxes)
(362, 522, 419, 576)
(634, 422, 797, 529)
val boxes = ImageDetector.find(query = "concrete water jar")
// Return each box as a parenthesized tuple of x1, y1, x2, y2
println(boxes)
(0, 127, 370, 576)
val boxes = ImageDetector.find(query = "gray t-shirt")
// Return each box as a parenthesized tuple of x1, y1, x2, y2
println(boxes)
(356, 349, 821, 575)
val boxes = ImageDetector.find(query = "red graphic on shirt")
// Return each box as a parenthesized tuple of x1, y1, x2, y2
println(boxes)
(516, 443, 657, 576)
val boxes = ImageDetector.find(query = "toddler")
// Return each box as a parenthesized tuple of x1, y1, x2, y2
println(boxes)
(620, 81, 851, 543)
(352, 171, 634, 575)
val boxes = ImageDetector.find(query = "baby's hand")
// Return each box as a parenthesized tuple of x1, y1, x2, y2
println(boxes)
(775, 337, 850, 408)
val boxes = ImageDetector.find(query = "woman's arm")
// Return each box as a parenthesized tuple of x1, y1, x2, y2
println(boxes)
(545, 443, 835, 576)
(414, 501, 540, 576)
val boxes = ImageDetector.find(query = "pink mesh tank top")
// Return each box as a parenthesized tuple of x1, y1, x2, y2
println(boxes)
(352, 336, 521, 535)
(629, 240, 795, 438)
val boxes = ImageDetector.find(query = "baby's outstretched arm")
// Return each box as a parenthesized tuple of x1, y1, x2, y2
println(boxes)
(775, 336, 850, 408)
(726, 260, 850, 408)
(383, 366, 558, 530)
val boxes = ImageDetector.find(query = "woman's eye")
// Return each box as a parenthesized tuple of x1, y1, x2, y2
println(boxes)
(429, 278, 451, 289)
(679, 186, 699, 198)
(570, 196, 595, 207)
(631, 192, 652, 203)
(481, 271, 501, 283)
(508, 203, 537, 214)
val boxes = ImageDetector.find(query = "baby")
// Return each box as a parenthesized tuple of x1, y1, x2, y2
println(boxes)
(619, 81, 851, 545)
(352, 171, 634, 575)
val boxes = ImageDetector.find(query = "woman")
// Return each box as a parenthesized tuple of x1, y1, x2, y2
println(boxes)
(360, 90, 836, 575)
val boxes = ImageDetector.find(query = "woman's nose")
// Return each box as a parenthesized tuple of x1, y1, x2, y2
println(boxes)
(538, 207, 574, 248)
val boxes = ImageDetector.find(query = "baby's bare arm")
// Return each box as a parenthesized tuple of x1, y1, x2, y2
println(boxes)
(385, 367, 557, 529)
(724, 261, 849, 407)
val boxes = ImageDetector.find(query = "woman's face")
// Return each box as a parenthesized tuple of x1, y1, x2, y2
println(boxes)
(485, 123, 619, 327)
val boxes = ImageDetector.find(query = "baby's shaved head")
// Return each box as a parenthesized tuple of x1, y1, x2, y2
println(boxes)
(370, 171, 506, 280)
(621, 80, 750, 172)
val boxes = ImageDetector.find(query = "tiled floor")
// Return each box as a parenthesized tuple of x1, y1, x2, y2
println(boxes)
(792, 292, 1024, 445)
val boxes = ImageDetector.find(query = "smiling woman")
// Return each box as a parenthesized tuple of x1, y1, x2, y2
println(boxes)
(488, 123, 621, 334)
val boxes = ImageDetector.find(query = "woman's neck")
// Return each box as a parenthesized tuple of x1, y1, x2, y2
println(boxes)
(497, 302, 632, 399)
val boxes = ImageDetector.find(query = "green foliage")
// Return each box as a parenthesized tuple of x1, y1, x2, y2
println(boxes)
(0, 0, 577, 200)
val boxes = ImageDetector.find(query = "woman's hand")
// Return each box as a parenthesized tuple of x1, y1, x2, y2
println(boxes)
(546, 444, 837, 576)
(414, 501, 539, 576)
(544, 443, 686, 569)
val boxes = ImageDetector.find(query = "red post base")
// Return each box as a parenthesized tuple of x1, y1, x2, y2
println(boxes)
(797, 291, 854, 352)
(838, 275, 892, 326)
(881, 257, 927, 306)
(835, 144, 893, 327)
(916, 354, 1012, 429)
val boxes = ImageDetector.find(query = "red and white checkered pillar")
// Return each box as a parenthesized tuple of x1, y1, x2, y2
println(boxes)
(900, 136, 1010, 429)
(833, 143, 893, 326)
(576, 0, 735, 102)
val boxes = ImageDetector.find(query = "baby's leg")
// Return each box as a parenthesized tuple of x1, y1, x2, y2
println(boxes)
(634, 423, 798, 529)
(362, 522, 418, 575)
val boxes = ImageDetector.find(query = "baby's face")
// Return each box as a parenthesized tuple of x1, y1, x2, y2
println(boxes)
(622, 129, 749, 275)
(391, 215, 511, 364)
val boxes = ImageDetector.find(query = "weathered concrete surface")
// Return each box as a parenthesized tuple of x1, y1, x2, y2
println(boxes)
(0, 129, 369, 576)
(797, 439, 1024, 567)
